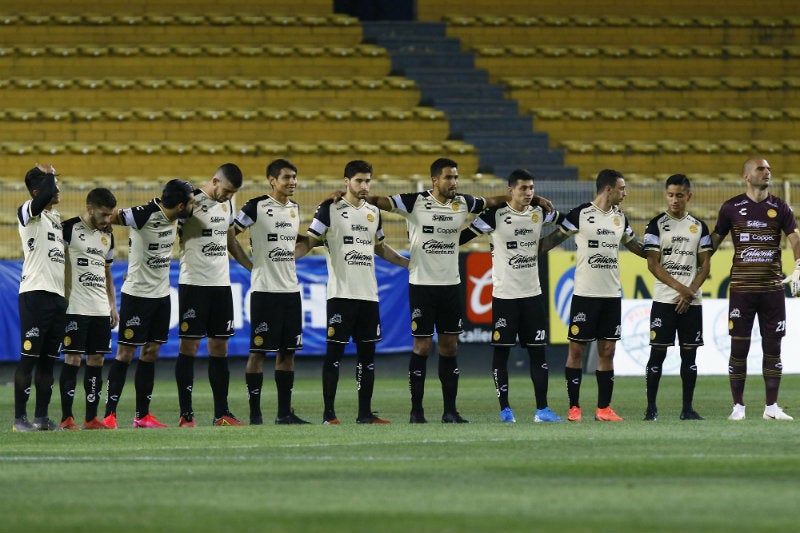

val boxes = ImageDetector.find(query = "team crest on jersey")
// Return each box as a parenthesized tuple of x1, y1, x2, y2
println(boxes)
(124, 328, 134, 339)
(650, 331, 656, 341)
(290, 210, 296, 218)
(689, 225, 698, 234)
(327, 326, 335, 337)
(493, 330, 500, 341)
(23, 340, 32, 351)
(613, 217, 621, 227)
(411, 321, 418, 332)
(451, 201, 460, 212)
(570, 325, 580, 335)
(767, 209, 777, 218)
(180, 322, 189, 332)
(222, 204, 228, 212)
(254, 335, 264, 347)
(531, 213, 539, 223)
(367, 213, 375, 222)
(101, 235, 109, 245)
(64, 336, 72, 347)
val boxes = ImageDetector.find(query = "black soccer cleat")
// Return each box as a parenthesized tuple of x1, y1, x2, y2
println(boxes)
(442, 411, 469, 424)
(409, 411, 428, 424)
(679, 409, 704, 420)
(275, 411, 311, 425)
(643, 407, 658, 421)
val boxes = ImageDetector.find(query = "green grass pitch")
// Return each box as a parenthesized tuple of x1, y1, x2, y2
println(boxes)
(2, 371, 799, 533)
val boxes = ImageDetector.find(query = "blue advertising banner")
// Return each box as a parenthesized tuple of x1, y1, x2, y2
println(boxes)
(0, 257, 412, 361)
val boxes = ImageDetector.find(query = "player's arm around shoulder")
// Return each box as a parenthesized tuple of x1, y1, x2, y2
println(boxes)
(366, 194, 394, 212)
(375, 241, 409, 269)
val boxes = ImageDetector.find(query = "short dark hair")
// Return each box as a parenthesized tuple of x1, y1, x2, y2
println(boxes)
(430, 158, 458, 178)
(86, 187, 117, 209)
(665, 173, 691, 190)
(24, 167, 53, 195)
(344, 160, 372, 179)
(217, 162, 243, 188)
(595, 169, 623, 193)
(161, 179, 194, 208)
(266, 158, 297, 179)
(508, 168, 535, 187)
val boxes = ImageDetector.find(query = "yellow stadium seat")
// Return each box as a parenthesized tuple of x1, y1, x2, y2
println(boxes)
(752, 108, 782, 120)
(445, 15, 477, 26)
(597, 108, 624, 120)
(21, 14, 51, 24)
(688, 108, 721, 119)
(663, 46, 691, 58)
(661, 77, 691, 90)
(193, 142, 225, 154)
(33, 143, 67, 155)
(108, 78, 137, 89)
(571, 16, 603, 27)
(719, 140, 753, 153)
(571, 46, 600, 57)
(131, 142, 161, 154)
(602, 16, 633, 26)
(288, 142, 319, 154)
(631, 16, 663, 27)
(664, 16, 693, 27)
(322, 109, 353, 120)
(204, 46, 234, 57)
(657, 141, 689, 153)
(540, 15, 570, 26)
(174, 46, 203, 57)
(327, 46, 357, 57)
(138, 78, 169, 89)
(725, 17, 754, 27)
(133, 109, 165, 120)
(208, 15, 237, 25)
(783, 108, 800, 119)
(114, 15, 144, 25)
(629, 78, 660, 89)
(295, 78, 324, 90)
(629, 108, 658, 120)
(502, 78, 533, 89)
(41, 110, 69, 121)
(198, 109, 229, 120)
(532, 108, 563, 119)
(49, 46, 78, 57)
(412, 142, 442, 155)
(596, 78, 628, 90)
(165, 109, 196, 120)
(320, 142, 350, 154)
(722, 78, 753, 90)
(382, 142, 413, 154)
(693, 17, 724, 27)
(725, 46, 755, 58)
(78, 45, 109, 57)
(383, 108, 414, 120)
(356, 45, 387, 57)
(601, 47, 630, 58)
(476, 15, 509, 26)
(145, 14, 174, 25)
(753, 77, 784, 90)
(507, 46, 536, 57)
(72, 108, 102, 121)
(355, 78, 385, 89)
(441, 141, 475, 154)
(751, 140, 782, 153)
(1, 143, 34, 155)
(720, 108, 751, 120)
(296, 46, 326, 57)
(658, 108, 689, 120)
(509, 16, 540, 26)
(97, 142, 131, 155)
(290, 108, 321, 120)
(18, 46, 48, 56)
(256, 142, 289, 155)
(631, 46, 660, 58)
(564, 108, 594, 120)
(784, 141, 800, 153)
(65, 142, 98, 155)
(349, 142, 382, 154)
(142, 46, 170, 57)
(110, 45, 139, 57)
(627, 141, 659, 154)
(539, 78, 567, 89)
(226, 143, 258, 155)
(691, 77, 723, 89)
(270, 15, 299, 26)
(238, 15, 268, 25)
(688, 140, 720, 153)
(594, 141, 626, 154)
(538, 46, 568, 57)
(352, 108, 380, 120)
(175, 14, 206, 25)
(326, 78, 355, 89)
(560, 140, 594, 154)
(7, 109, 38, 121)
(474, 46, 506, 57)
(260, 108, 291, 120)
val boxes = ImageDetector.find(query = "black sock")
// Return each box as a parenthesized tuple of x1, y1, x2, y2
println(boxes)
(528, 346, 549, 410)
(245, 372, 264, 422)
(84, 365, 103, 421)
(34, 356, 55, 419)
(646, 348, 667, 408)
(208, 356, 230, 418)
(104, 359, 129, 417)
(274, 370, 294, 418)
(59, 362, 80, 421)
(14, 355, 36, 419)
(175, 353, 194, 418)
(134, 360, 155, 419)
(680, 348, 698, 411)
(596, 370, 615, 409)
(565, 367, 582, 407)
(438, 355, 459, 414)
(356, 343, 376, 418)
(408, 353, 427, 414)
(322, 343, 344, 419)
(492, 346, 510, 410)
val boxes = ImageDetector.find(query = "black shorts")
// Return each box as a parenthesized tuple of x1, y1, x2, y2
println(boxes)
(178, 284, 234, 339)
(63, 314, 113, 355)
(326, 298, 381, 344)
(19, 290, 67, 358)
(567, 295, 621, 342)
(649, 302, 704, 347)
(408, 284, 463, 337)
(118, 293, 171, 346)
(729, 289, 786, 339)
(249, 291, 303, 353)
(491, 295, 548, 347)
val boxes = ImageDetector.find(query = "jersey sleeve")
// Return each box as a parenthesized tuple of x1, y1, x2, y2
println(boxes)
(643, 214, 662, 251)
(462, 194, 486, 214)
(620, 213, 635, 244)
(698, 220, 712, 252)
(119, 201, 157, 230)
(307, 199, 333, 239)
(62, 217, 77, 245)
(712, 202, 731, 237)
(389, 192, 419, 215)
(470, 204, 500, 235)
(779, 200, 799, 236)
(106, 232, 115, 263)
(560, 204, 584, 235)
(234, 197, 259, 231)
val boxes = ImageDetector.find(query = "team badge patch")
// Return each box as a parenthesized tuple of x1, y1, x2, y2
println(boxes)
(64, 336, 72, 347)
(124, 329, 134, 340)
(570, 325, 579, 336)
(254, 336, 263, 347)
(367, 213, 375, 222)
(327, 326, 335, 337)
(180, 322, 189, 332)
(411, 321, 418, 332)
(767, 209, 777, 218)
(650, 330, 656, 341)
(493, 330, 500, 341)
(23, 340, 32, 351)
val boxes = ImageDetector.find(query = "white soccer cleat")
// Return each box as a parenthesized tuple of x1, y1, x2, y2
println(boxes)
(763, 403, 793, 420)
(728, 404, 746, 420)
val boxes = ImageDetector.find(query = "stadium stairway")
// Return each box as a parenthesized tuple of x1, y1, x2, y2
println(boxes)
(361, 21, 577, 180)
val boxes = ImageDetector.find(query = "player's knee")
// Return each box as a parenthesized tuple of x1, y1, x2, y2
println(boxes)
(762, 336, 782, 357)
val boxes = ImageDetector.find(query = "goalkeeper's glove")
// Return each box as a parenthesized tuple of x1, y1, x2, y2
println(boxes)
(782, 259, 800, 296)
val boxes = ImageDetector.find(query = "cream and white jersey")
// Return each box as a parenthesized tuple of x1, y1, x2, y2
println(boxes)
(469, 203, 562, 299)
(234, 195, 299, 293)
(118, 199, 177, 298)
(559, 202, 636, 298)
(644, 212, 711, 305)
(178, 190, 234, 286)
(390, 190, 485, 286)
(17, 201, 65, 295)
(308, 198, 384, 302)
(63, 216, 114, 315)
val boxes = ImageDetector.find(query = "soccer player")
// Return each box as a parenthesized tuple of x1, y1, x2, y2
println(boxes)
(13, 164, 66, 431)
(175, 163, 249, 427)
(459, 169, 564, 423)
(540, 169, 646, 422)
(642, 174, 711, 421)
(235, 159, 310, 425)
(304, 160, 409, 424)
(710, 157, 800, 421)
(102, 179, 195, 429)
(367, 158, 515, 423)
(59, 188, 119, 430)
